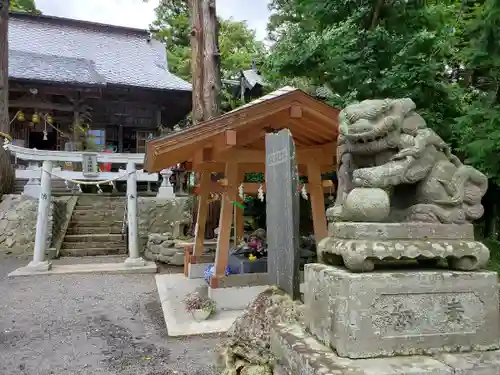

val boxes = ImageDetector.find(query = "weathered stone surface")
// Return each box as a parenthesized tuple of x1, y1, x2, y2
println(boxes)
(240, 364, 273, 375)
(271, 324, 453, 375)
(0, 194, 69, 257)
(265, 129, 301, 300)
(216, 286, 305, 375)
(330, 222, 475, 240)
(330, 98, 488, 225)
(318, 222, 489, 272)
(304, 264, 500, 359)
(138, 197, 191, 249)
(144, 233, 185, 264)
(436, 351, 500, 374)
(343, 188, 390, 222)
(318, 236, 490, 272)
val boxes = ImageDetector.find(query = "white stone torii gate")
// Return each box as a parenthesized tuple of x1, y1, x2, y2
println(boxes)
(20, 160, 146, 273)
(5, 145, 159, 276)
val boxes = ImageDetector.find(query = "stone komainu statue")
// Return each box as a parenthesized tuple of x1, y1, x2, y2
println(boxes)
(329, 98, 488, 224)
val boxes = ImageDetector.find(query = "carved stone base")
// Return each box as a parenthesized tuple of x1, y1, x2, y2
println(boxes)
(317, 222, 490, 272)
(304, 264, 500, 359)
(271, 323, 500, 375)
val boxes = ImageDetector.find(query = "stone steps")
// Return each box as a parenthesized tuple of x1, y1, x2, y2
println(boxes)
(60, 240, 126, 250)
(72, 205, 125, 211)
(63, 234, 123, 243)
(69, 220, 122, 226)
(70, 212, 125, 220)
(59, 247, 127, 257)
(13, 179, 77, 194)
(59, 195, 128, 257)
(65, 226, 123, 235)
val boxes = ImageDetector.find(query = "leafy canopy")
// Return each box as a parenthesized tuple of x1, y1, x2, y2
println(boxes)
(9, 0, 40, 14)
(265, 0, 462, 140)
(452, 0, 500, 184)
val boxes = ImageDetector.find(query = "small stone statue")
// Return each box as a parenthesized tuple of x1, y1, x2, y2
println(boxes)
(320, 98, 490, 272)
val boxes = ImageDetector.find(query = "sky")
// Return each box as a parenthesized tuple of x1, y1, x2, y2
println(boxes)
(35, 0, 272, 40)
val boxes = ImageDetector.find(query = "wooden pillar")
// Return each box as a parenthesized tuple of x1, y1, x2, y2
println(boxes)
(307, 163, 328, 242)
(118, 125, 123, 153)
(0, 0, 9, 139)
(213, 162, 238, 279)
(234, 170, 245, 245)
(72, 110, 79, 145)
(193, 171, 211, 257)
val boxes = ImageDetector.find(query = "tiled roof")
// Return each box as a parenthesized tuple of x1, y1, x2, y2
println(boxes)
(8, 12, 192, 91)
(10, 50, 106, 85)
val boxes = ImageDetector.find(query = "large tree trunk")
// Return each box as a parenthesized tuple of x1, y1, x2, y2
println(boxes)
(190, 0, 204, 125)
(0, 0, 15, 198)
(201, 0, 221, 120)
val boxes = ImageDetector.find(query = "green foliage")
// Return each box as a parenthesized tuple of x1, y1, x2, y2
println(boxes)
(10, 0, 40, 13)
(245, 172, 264, 183)
(450, 0, 500, 183)
(265, 0, 462, 139)
(483, 238, 500, 274)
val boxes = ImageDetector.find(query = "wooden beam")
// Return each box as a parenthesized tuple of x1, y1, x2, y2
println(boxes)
(193, 171, 211, 257)
(289, 118, 334, 144)
(211, 129, 237, 153)
(234, 169, 245, 245)
(190, 161, 334, 174)
(201, 181, 334, 195)
(307, 163, 328, 242)
(290, 104, 302, 119)
(214, 162, 238, 277)
(9, 99, 74, 112)
(215, 147, 332, 165)
(152, 103, 291, 159)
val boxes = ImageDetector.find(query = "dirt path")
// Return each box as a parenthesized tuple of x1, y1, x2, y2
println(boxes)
(0, 256, 220, 375)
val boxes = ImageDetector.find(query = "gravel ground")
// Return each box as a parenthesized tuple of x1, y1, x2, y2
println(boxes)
(0, 256, 221, 375)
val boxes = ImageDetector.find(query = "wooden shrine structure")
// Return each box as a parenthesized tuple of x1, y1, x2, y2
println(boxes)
(144, 87, 340, 287)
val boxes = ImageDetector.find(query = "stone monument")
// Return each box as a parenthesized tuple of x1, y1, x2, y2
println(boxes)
(265, 129, 301, 300)
(269, 99, 500, 374)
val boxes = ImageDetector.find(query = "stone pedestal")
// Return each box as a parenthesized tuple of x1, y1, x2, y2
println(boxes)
(317, 223, 490, 272)
(271, 323, 500, 375)
(157, 168, 175, 199)
(304, 264, 500, 359)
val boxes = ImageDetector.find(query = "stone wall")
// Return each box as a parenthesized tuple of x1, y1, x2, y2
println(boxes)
(137, 197, 191, 250)
(144, 233, 185, 265)
(0, 195, 70, 258)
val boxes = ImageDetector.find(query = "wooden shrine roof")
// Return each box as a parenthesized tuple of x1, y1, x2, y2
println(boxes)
(144, 86, 340, 172)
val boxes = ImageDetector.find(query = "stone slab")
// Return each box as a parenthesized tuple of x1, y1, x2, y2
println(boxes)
(317, 236, 490, 272)
(157, 186, 175, 199)
(271, 324, 453, 374)
(304, 264, 500, 359)
(208, 284, 270, 310)
(265, 129, 301, 300)
(155, 273, 243, 336)
(329, 222, 475, 240)
(188, 262, 211, 279)
(8, 261, 157, 277)
(436, 351, 500, 374)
